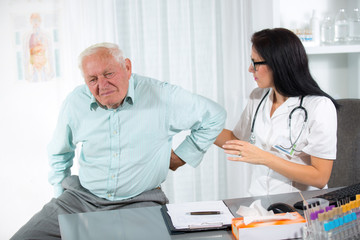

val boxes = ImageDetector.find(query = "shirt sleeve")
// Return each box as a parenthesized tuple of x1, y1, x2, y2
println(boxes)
(168, 84, 226, 167)
(47, 96, 76, 197)
(302, 97, 337, 159)
(233, 88, 262, 141)
(233, 101, 253, 141)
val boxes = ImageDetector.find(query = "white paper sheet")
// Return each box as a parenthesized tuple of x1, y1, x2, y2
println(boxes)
(166, 200, 234, 229)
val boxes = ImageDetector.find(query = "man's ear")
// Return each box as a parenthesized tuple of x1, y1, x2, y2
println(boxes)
(125, 58, 132, 78)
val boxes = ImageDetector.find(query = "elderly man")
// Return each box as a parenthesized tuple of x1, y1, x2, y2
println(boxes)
(11, 42, 226, 239)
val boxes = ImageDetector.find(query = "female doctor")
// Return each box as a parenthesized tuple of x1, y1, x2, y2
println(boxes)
(215, 28, 339, 196)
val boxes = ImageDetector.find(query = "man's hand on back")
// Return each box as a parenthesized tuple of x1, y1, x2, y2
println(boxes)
(169, 150, 186, 171)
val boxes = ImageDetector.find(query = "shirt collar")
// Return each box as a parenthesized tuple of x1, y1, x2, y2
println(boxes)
(126, 75, 135, 105)
(89, 75, 135, 111)
(268, 88, 301, 107)
(89, 88, 98, 110)
(267, 88, 303, 117)
(285, 95, 301, 108)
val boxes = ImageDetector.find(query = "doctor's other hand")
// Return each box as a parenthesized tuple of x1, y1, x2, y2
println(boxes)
(223, 140, 269, 166)
(169, 149, 186, 171)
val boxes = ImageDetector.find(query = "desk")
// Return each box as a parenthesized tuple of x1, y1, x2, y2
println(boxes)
(59, 188, 336, 240)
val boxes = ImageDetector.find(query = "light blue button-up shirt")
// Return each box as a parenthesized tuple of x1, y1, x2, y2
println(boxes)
(48, 74, 226, 200)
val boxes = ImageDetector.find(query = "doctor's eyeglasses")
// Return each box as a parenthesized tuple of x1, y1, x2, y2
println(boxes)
(251, 59, 267, 71)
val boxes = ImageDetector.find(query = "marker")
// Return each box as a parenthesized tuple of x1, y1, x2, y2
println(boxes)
(188, 211, 221, 215)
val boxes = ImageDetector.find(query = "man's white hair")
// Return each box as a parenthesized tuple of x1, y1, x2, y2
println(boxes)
(78, 42, 126, 75)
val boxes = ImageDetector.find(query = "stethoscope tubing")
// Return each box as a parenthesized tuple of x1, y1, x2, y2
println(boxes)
(250, 89, 308, 148)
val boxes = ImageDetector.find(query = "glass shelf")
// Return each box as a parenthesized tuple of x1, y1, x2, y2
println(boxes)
(304, 44, 360, 55)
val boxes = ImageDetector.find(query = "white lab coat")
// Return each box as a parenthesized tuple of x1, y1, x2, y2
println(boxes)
(233, 88, 337, 197)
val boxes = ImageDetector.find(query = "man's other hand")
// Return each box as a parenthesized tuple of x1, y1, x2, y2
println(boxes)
(169, 150, 186, 171)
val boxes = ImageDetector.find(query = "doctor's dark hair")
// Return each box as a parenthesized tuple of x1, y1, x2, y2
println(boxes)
(251, 28, 339, 109)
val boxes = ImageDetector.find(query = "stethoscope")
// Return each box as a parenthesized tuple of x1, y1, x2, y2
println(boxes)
(249, 90, 308, 151)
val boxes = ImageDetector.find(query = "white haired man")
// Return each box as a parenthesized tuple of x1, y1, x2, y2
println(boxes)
(11, 42, 226, 239)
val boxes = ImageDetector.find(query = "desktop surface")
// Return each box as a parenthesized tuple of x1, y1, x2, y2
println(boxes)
(59, 205, 233, 240)
(58, 188, 337, 240)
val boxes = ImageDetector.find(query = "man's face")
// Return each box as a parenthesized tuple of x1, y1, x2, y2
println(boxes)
(82, 49, 132, 109)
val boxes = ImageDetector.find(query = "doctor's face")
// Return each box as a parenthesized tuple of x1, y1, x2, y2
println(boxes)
(82, 49, 132, 109)
(249, 47, 273, 89)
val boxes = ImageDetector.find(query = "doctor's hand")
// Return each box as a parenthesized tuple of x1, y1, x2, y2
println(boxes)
(222, 140, 269, 165)
(169, 149, 186, 171)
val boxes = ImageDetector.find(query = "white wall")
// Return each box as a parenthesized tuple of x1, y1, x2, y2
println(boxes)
(276, 0, 360, 99)
(252, 0, 360, 99)
(0, 1, 78, 239)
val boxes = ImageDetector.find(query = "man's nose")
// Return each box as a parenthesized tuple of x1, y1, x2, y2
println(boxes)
(98, 76, 109, 88)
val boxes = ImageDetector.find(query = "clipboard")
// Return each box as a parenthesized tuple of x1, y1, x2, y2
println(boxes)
(160, 202, 233, 235)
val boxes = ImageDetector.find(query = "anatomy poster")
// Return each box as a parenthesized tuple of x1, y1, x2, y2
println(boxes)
(12, 4, 61, 82)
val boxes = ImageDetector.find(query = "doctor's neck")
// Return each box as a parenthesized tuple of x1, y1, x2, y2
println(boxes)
(270, 90, 288, 117)
(272, 90, 288, 104)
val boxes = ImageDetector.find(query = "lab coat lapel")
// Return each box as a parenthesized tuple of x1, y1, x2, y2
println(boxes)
(270, 95, 299, 119)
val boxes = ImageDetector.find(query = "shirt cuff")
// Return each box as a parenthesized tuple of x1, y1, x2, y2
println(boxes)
(54, 184, 64, 198)
(175, 138, 205, 168)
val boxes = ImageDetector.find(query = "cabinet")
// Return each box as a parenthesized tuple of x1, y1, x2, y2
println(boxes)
(251, 0, 360, 98)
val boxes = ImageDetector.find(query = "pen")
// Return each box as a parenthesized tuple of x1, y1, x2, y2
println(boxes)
(188, 211, 221, 215)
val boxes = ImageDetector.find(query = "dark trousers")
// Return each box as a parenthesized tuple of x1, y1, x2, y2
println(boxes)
(11, 176, 169, 240)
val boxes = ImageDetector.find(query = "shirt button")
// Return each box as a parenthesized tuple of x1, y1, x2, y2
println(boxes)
(113, 131, 117, 135)
(112, 175, 115, 179)
(108, 194, 112, 198)
(113, 153, 118, 157)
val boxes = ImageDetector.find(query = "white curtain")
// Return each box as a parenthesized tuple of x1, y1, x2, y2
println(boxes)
(59, 0, 119, 88)
(2, 0, 257, 238)
(114, 0, 257, 203)
(59, 0, 257, 203)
